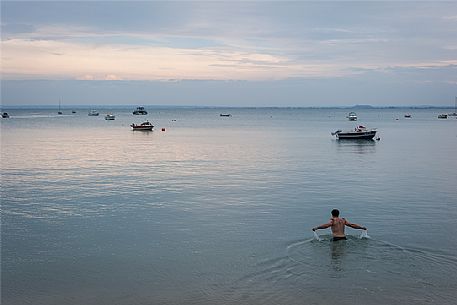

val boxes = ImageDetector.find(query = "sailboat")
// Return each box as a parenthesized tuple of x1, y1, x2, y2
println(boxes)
(448, 97, 457, 117)
(58, 99, 63, 115)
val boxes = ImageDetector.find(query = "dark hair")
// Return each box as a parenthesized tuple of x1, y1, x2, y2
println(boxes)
(331, 209, 340, 217)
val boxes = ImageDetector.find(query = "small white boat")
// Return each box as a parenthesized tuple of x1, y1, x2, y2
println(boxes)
(347, 112, 357, 121)
(88, 110, 99, 116)
(133, 107, 148, 115)
(131, 121, 154, 131)
(332, 125, 377, 140)
(404, 114, 412, 118)
(105, 114, 115, 120)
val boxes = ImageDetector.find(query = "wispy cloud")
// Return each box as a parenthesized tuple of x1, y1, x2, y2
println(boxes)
(1, 1, 456, 82)
(2, 37, 297, 80)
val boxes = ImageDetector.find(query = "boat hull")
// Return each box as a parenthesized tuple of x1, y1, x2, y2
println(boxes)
(131, 126, 153, 131)
(337, 130, 376, 140)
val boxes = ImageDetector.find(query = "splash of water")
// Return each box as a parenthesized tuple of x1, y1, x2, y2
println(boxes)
(359, 230, 370, 239)
(313, 230, 322, 241)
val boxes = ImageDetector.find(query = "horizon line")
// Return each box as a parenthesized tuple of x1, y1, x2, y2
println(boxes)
(1, 104, 454, 109)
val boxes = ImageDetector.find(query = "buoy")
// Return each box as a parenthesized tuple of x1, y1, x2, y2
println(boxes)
(161, 128, 166, 131)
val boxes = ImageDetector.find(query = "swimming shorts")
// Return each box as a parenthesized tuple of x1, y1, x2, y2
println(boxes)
(332, 236, 347, 241)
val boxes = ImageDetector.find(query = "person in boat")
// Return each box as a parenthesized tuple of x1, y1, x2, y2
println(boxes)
(312, 209, 366, 241)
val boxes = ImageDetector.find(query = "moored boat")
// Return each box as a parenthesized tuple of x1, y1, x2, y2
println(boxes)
(58, 100, 63, 115)
(133, 107, 148, 115)
(131, 121, 154, 131)
(220, 113, 232, 117)
(2, 112, 10, 118)
(332, 125, 377, 140)
(105, 114, 115, 120)
(404, 114, 411, 118)
(88, 110, 99, 116)
(347, 112, 357, 121)
(438, 114, 447, 119)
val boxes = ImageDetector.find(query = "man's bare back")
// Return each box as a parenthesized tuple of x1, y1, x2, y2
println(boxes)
(330, 217, 347, 237)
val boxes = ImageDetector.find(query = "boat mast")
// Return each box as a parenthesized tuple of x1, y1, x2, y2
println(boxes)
(58, 98, 63, 114)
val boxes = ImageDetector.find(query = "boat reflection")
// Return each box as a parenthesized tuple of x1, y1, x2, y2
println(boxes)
(333, 139, 377, 154)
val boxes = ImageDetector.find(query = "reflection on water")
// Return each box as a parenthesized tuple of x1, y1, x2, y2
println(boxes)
(330, 239, 347, 272)
(333, 139, 377, 154)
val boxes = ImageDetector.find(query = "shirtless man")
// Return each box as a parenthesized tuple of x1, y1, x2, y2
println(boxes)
(312, 209, 367, 241)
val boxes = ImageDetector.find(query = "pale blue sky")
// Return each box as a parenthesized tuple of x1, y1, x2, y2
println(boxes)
(1, 1, 456, 106)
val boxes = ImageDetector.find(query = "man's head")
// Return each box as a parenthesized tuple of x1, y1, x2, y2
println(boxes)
(331, 209, 340, 217)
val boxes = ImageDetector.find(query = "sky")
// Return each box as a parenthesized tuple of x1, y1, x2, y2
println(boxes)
(1, 1, 457, 107)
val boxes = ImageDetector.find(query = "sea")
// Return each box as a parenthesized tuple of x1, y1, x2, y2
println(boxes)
(1, 107, 456, 305)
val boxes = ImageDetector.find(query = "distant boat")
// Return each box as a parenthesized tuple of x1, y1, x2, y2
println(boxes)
(332, 125, 377, 140)
(88, 110, 99, 116)
(438, 114, 448, 119)
(220, 113, 232, 117)
(133, 106, 148, 115)
(58, 100, 63, 115)
(404, 114, 412, 118)
(2, 112, 10, 118)
(131, 121, 154, 131)
(105, 114, 115, 120)
(448, 97, 457, 116)
(347, 112, 357, 121)
(72, 111, 76, 114)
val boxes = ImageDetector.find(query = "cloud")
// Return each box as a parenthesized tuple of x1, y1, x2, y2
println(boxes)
(1, 38, 297, 80)
(3, 34, 456, 81)
(2, 2, 456, 81)
(1, 23, 36, 35)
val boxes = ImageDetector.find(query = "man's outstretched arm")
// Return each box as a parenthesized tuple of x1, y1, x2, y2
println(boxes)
(344, 219, 367, 230)
(312, 222, 332, 231)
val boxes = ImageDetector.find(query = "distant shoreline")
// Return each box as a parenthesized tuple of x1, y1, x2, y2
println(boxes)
(1, 105, 455, 110)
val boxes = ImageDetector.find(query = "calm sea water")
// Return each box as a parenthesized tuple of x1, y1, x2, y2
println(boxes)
(1, 107, 457, 305)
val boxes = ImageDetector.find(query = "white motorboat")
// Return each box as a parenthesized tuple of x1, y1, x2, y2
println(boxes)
(131, 121, 154, 131)
(347, 112, 357, 121)
(332, 125, 377, 140)
(105, 114, 115, 120)
(88, 110, 99, 116)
